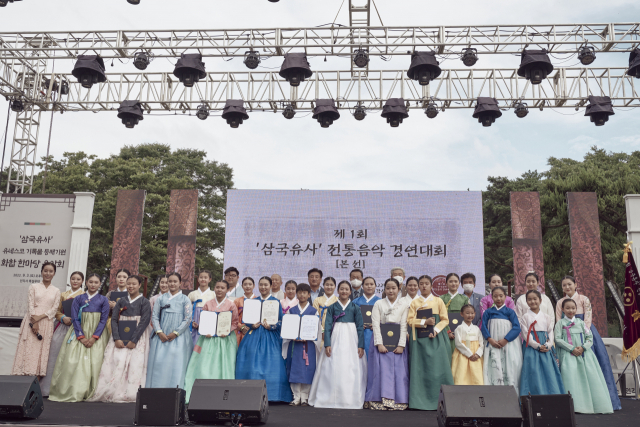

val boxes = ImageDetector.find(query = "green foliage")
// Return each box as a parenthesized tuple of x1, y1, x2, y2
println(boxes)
(31, 143, 234, 286)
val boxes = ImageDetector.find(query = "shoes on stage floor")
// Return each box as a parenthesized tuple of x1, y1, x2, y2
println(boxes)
(290, 399, 300, 406)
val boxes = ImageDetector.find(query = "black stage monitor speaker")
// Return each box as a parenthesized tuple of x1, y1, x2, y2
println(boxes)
(438, 385, 522, 427)
(134, 387, 185, 426)
(0, 376, 44, 419)
(187, 379, 269, 425)
(520, 393, 576, 427)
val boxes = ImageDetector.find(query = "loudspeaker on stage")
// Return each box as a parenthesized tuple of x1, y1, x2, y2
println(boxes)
(0, 376, 44, 420)
(134, 387, 186, 426)
(437, 385, 522, 427)
(520, 393, 576, 427)
(187, 379, 269, 425)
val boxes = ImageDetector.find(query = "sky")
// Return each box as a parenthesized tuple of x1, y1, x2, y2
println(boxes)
(1, 0, 639, 193)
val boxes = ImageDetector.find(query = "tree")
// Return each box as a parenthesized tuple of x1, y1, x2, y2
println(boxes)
(31, 143, 234, 285)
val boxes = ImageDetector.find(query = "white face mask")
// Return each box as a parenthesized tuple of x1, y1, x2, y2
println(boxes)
(463, 284, 475, 294)
(393, 275, 404, 285)
(350, 279, 362, 288)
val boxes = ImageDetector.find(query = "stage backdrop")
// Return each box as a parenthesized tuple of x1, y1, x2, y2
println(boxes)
(223, 190, 485, 296)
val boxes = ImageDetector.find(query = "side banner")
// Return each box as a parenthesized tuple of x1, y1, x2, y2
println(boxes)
(510, 192, 545, 296)
(109, 190, 146, 289)
(567, 192, 608, 336)
(166, 189, 198, 290)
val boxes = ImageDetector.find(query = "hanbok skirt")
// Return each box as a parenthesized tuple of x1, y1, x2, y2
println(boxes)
(365, 335, 409, 409)
(48, 312, 110, 402)
(236, 326, 292, 402)
(482, 318, 523, 394)
(451, 340, 483, 385)
(309, 323, 367, 409)
(408, 315, 454, 410)
(363, 327, 373, 359)
(145, 312, 193, 389)
(184, 332, 237, 403)
(87, 315, 152, 403)
(191, 306, 203, 347)
(519, 331, 565, 396)
(285, 339, 317, 384)
(11, 313, 55, 377)
(40, 321, 71, 396)
(576, 314, 621, 410)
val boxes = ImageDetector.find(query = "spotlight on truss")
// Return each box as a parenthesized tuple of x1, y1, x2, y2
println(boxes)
(578, 46, 596, 66)
(282, 104, 296, 119)
(196, 104, 210, 120)
(173, 53, 206, 88)
(514, 102, 529, 118)
(72, 55, 107, 89)
(10, 98, 24, 112)
(353, 105, 367, 121)
(472, 97, 502, 127)
(518, 49, 554, 85)
(461, 48, 478, 67)
(312, 99, 340, 128)
(0, 0, 22, 7)
(381, 98, 409, 127)
(279, 53, 313, 87)
(244, 51, 261, 70)
(584, 95, 614, 126)
(425, 101, 438, 119)
(117, 100, 144, 129)
(133, 51, 151, 70)
(127, 0, 140, 4)
(627, 48, 640, 79)
(353, 49, 369, 68)
(222, 100, 249, 128)
(407, 51, 441, 86)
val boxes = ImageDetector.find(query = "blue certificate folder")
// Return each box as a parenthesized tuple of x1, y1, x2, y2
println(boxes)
(416, 308, 434, 338)
(118, 320, 138, 345)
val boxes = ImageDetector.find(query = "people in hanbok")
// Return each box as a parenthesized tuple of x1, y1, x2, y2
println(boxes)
(365, 278, 409, 411)
(89, 275, 152, 403)
(106, 269, 130, 335)
(145, 272, 193, 389)
(481, 286, 523, 393)
(41, 271, 85, 396)
(440, 273, 469, 352)
(554, 298, 613, 414)
(451, 304, 484, 385)
(479, 274, 515, 329)
(556, 276, 621, 411)
(461, 273, 483, 325)
(280, 280, 298, 314)
(313, 277, 338, 336)
(149, 275, 169, 311)
(234, 277, 257, 346)
(270, 274, 284, 300)
(309, 280, 366, 409)
(184, 279, 239, 403)
(519, 290, 565, 396)
(188, 270, 215, 347)
(236, 276, 292, 402)
(352, 277, 381, 359)
(406, 277, 454, 410)
(49, 273, 110, 402)
(12, 262, 62, 379)
(400, 276, 422, 305)
(515, 272, 554, 326)
(284, 283, 319, 406)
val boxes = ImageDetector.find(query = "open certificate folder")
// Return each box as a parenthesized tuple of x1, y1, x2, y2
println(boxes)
(242, 299, 280, 325)
(198, 311, 233, 337)
(281, 314, 320, 341)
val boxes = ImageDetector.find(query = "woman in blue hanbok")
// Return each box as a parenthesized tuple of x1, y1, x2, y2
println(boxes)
(145, 272, 192, 389)
(236, 276, 292, 402)
(352, 277, 381, 359)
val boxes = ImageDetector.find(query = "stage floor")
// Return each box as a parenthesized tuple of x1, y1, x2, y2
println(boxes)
(0, 398, 638, 427)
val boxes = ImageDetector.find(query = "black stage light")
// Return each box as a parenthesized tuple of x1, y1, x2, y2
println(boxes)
(222, 99, 249, 128)
(42, 78, 59, 93)
(578, 46, 596, 65)
(353, 49, 369, 68)
(60, 80, 69, 95)
(282, 104, 296, 119)
(117, 100, 144, 129)
(279, 53, 313, 87)
(133, 51, 150, 70)
(407, 51, 441, 86)
(268, 0, 280, 2)
(425, 101, 438, 118)
(244, 51, 261, 70)
(517, 49, 554, 85)
(584, 95, 614, 126)
(10, 99, 24, 112)
(72, 55, 107, 89)
(173, 53, 206, 88)
(312, 99, 340, 128)
(127, 0, 140, 4)
(514, 101, 529, 118)
(353, 105, 366, 121)
(627, 48, 640, 79)
(381, 98, 409, 127)
(472, 97, 502, 127)
(461, 48, 478, 67)
(196, 104, 209, 120)
(0, 0, 21, 6)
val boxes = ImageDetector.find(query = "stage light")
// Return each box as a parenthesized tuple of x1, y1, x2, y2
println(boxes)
(72, 55, 107, 89)
(578, 46, 596, 65)
(282, 104, 296, 119)
(196, 104, 209, 120)
(10, 99, 24, 112)
(133, 51, 150, 70)
(407, 51, 441, 86)
(514, 102, 529, 118)
(60, 80, 69, 95)
(353, 49, 369, 68)
(279, 53, 313, 87)
(244, 51, 261, 70)
(312, 99, 340, 128)
(381, 98, 409, 127)
(0, 0, 21, 6)
(353, 105, 366, 121)
(472, 97, 502, 127)
(173, 53, 206, 88)
(222, 100, 249, 128)
(127, 0, 140, 4)
(461, 48, 478, 67)
(584, 95, 614, 126)
(517, 49, 554, 85)
(627, 48, 640, 79)
(268, 0, 280, 2)
(117, 100, 144, 129)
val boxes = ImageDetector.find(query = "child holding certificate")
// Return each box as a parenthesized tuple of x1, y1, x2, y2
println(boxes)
(184, 280, 239, 403)
(313, 277, 338, 334)
(352, 277, 381, 359)
(451, 304, 484, 385)
(235, 276, 292, 402)
(188, 270, 215, 347)
(281, 280, 298, 314)
(234, 277, 257, 346)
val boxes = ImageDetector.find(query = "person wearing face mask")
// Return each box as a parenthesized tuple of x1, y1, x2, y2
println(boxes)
(390, 267, 408, 297)
(349, 269, 364, 300)
(461, 273, 483, 326)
